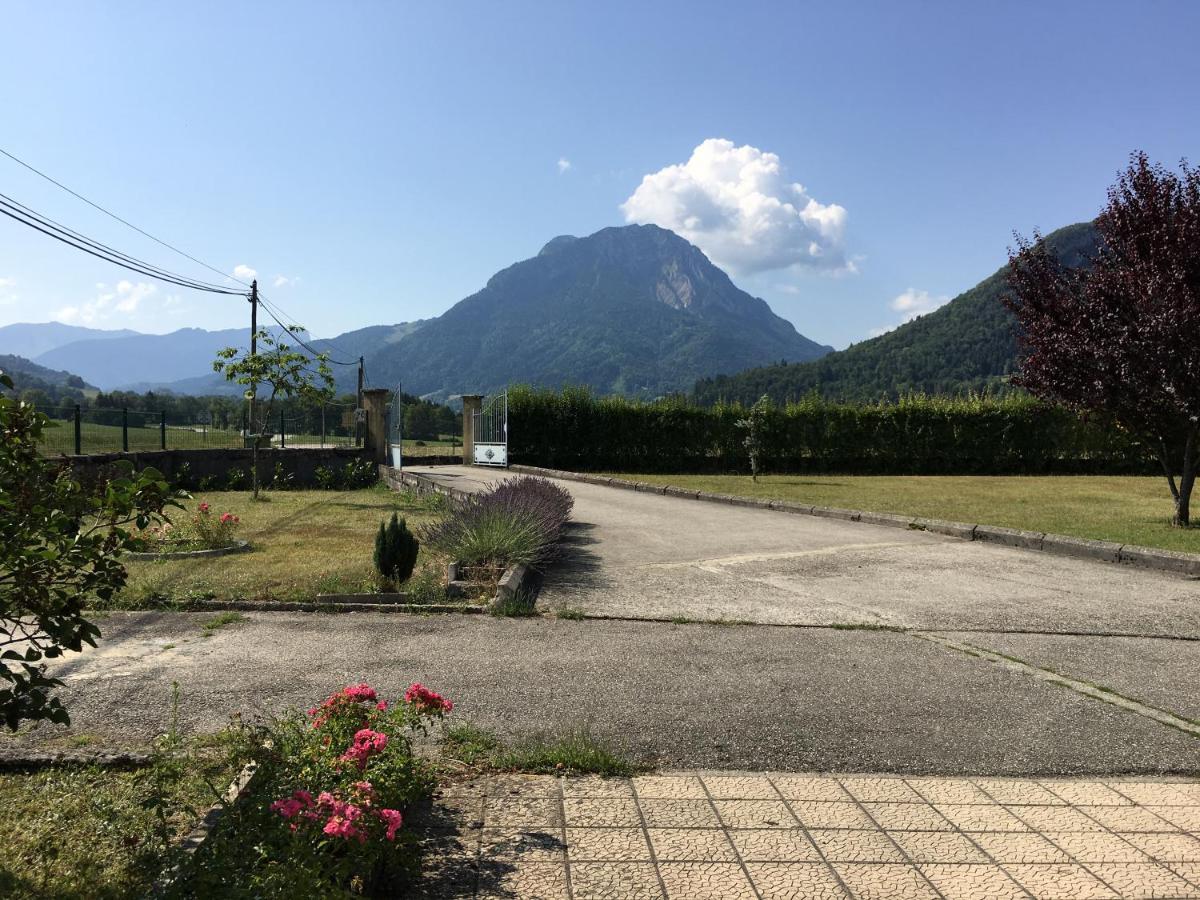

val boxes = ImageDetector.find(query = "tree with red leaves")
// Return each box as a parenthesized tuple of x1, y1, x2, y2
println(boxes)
(1006, 153, 1200, 527)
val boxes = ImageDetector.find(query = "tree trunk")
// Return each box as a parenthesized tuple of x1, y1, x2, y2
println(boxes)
(252, 440, 260, 500)
(1173, 427, 1197, 528)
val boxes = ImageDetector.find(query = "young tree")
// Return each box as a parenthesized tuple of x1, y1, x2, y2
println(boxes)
(1, 371, 178, 729)
(1006, 152, 1200, 526)
(213, 327, 335, 499)
(737, 394, 772, 482)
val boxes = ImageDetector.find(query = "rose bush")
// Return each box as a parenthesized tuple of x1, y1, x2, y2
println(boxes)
(172, 681, 452, 898)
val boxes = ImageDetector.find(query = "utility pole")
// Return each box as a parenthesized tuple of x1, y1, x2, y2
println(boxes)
(357, 355, 364, 446)
(248, 280, 258, 444)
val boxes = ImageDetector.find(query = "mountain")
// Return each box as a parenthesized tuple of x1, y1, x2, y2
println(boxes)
(366, 224, 832, 399)
(0, 322, 137, 359)
(35, 327, 245, 391)
(693, 222, 1100, 405)
(0, 353, 94, 404)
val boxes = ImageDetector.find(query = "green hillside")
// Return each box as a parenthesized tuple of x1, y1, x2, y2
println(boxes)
(693, 222, 1099, 405)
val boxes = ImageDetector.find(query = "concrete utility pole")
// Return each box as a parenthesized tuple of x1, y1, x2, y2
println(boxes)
(357, 355, 364, 446)
(248, 280, 258, 442)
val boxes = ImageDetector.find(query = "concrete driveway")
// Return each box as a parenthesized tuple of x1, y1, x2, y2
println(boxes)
(408, 466, 1200, 638)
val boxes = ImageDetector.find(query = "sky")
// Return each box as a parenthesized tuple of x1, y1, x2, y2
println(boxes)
(1, 0, 1198, 350)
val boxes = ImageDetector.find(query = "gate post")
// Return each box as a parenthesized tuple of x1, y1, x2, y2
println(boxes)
(461, 394, 482, 465)
(362, 388, 391, 466)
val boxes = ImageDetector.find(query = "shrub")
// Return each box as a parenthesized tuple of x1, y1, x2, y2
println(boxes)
(314, 465, 335, 490)
(421, 476, 572, 570)
(191, 503, 241, 549)
(197, 474, 219, 492)
(270, 461, 295, 491)
(373, 513, 419, 586)
(340, 458, 378, 489)
(225, 467, 249, 491)
(174, 682, 451, 898)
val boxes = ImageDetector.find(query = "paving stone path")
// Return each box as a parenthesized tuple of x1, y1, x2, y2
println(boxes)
(408, 772, 1200, 899)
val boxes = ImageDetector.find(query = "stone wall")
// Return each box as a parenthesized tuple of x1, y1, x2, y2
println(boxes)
(62, 446, 372, 489)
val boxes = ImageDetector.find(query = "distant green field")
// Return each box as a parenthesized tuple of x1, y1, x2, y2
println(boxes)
(37, 418, 242, 455)
(608, 473, 1200, 554)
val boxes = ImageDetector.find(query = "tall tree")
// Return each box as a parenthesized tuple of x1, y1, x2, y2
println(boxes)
(213, 327, 334, 499)
(1006, 152, 1200, 526)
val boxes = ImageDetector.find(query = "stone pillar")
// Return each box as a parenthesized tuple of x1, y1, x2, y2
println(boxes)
(461, 394, 482, 466)
(362, 388, 391, 466)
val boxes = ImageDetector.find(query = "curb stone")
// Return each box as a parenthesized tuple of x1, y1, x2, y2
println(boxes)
(0, 749, 151, 769)
(182, 599, 484, 615)
(506, 463, 1200, 578)
(125, 539, 251, 561)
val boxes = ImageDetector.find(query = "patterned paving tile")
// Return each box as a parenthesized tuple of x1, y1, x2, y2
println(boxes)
(841, 777, 925, 803)
(771, 775, 852, 802)
(476, 860, 570, 900)
(568, 862, 663, 899)
(789, 800, 877, 829)
(565, 827, 652, 862)
(1006, 804, 1107, 832)
(974, 779, 1066, 806)
(631, 776, 707, 799)
(1086, 862, 1200, 898)
(488, 774, 562, 798)
(1084, 805, 1180, 834)
(657, 861, 757, 899)
(745, 862, 851, 899)
(1144, 806, 1200, 832)
(906, 778, 993, 805)
(968, 831, 1072, 864)
(713, 798, 797, 828)
(563, 798, 643, 827)
(917, 863, 1029, 900)
(1041, 781, 1135, 807)
(561, 777, 635, 799)
(833, 863, 940, 899)
(649, 827, 738, 862)
(1109, 783, 1200, 807)
(1005, 863, 1119, 898)
(484, 797, 563, 828)
(638, 798, 721, 828)
(701, 774, 779, 799)
(935, 803, 1031, 832)
(810, 828, 906, 863)
(1124, 832, 1200, 863)
(728, 827, 821, 862)
(863, 801, 953, 831)
(479, 828, 566, 861)
(888, 830, 989, 864)
(1045, 830, 1151, 863)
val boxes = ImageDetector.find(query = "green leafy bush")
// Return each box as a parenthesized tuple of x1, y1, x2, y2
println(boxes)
(373, 513, 419, 586)
(269, 461, 295, 491)
(224, 467, 249, 491)
(313, 465, 335, 490)
(508, 384, 1154, 475)
(171, 682, 452, 898)
(340, 459, 378, 489)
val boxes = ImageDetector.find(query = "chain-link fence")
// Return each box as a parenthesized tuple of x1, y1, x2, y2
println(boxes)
(34, 402, 362, 455)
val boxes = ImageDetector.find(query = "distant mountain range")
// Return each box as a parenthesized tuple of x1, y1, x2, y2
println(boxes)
(693, 222, 1099, 404)
(0, 225, 831, 398)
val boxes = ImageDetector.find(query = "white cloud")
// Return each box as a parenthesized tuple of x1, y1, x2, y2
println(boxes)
(868, 287, 951, 338)
(557, 157, 572, 174)
(55, 280, 159, 325)
(620, 138, 851, 275)
(272, 274, 301, 288)
(233, 264, 257, 281)
(0, 277, 15, 290)
(890, 287, 950, 322)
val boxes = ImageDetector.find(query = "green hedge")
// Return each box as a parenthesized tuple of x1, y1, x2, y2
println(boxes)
(507, 386, 1156, 474)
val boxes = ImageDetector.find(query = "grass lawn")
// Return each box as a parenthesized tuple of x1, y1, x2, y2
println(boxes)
(0, 737, 241, 900)
(118, 485, 444, 605)
(609, 473, 1200, 554)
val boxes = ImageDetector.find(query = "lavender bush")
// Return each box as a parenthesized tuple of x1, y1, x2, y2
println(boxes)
(421, 476, 573, 570)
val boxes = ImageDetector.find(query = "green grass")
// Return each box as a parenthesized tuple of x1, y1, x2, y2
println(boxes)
(37, 418, 242, 455)
(608, 473, 1200, 553)
(0, 735, 242, 900)
(200, 612, 246, 635)
(441, 723, 641, 776)
(117, 485, 444, 606)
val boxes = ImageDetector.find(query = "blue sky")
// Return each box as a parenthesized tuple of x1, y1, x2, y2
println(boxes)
(1, 0, 1197, 350)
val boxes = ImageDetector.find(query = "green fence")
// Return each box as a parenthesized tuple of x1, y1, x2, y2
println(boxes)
(35, 403, 360, 456)
(507, 386, 1159, 475)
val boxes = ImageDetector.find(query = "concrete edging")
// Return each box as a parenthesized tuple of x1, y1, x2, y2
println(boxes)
(125, 539, 251, 561)
(507, 464, 1200, 578)
(0, 749, 152, 769)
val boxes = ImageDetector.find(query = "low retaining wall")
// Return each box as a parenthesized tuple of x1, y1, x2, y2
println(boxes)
(64, 446, 372, 489)
(508, 464, 1200, 578)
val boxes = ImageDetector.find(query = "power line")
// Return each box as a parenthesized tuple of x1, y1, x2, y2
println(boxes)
(0, 192, 240, 294)
(258, 292, 358, 363)
(0, 145, 251, 288)
(0, 198, 246, 295)
(257, 296, 358, 366)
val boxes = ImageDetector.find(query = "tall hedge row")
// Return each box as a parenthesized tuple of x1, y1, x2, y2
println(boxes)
(506, 386, 1156, 475)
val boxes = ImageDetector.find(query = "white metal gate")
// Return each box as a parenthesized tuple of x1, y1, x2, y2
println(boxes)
(388, 385, 403, 468)
(473, 391, 508, 467)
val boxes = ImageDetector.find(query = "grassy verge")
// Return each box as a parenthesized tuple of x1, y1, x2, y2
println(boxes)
(606, 473, 1200, 554)
(441, 723, 642, 776)
(0, 734, 244, 900)
(116, 485, 446, 606)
